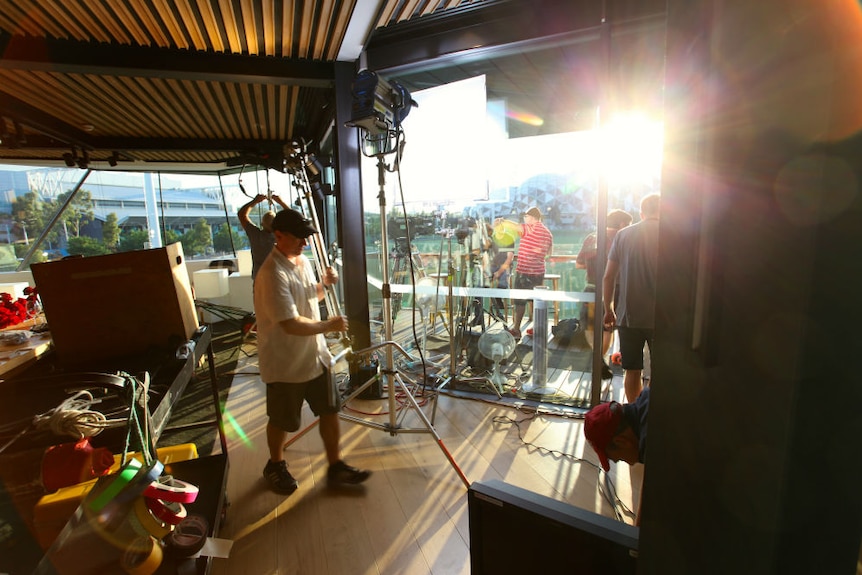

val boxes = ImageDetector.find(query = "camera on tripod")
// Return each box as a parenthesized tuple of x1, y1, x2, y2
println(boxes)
(392, 237, 411, 256)
(455, 217, 478, 245)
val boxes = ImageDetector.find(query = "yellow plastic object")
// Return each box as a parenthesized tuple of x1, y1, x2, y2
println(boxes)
(32, 444, 199, 550)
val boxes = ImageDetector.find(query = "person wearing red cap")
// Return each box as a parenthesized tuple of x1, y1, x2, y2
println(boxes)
(584, 386, 649, 523)
(584, 386, 649, 472)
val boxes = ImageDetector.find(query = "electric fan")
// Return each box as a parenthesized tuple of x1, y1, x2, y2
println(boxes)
(477, 329, 517, 394)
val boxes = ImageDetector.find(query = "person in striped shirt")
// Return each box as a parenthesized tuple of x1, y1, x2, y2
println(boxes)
(493, 206, 554, 340)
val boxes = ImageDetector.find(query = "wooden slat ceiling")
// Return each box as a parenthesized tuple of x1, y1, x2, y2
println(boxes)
(0, 0, 486, 171)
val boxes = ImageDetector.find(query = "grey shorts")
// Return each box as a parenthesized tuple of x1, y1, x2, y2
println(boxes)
(266, 369, 339, 432)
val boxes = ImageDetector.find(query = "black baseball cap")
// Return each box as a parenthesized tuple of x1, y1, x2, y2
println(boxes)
(271, 209, 318, 238)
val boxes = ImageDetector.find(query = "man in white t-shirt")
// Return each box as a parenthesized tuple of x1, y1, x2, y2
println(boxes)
(254, 208, 370, 494)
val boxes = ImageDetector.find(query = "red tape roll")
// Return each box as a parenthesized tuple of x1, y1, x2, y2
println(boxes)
(144, 496, 187, 526)
(143, 476, 199, 504)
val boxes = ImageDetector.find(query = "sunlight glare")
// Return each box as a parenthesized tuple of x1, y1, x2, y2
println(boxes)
(597, 113, 664, 185)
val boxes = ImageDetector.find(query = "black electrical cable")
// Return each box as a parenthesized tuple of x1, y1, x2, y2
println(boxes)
(491, 412, 634, 523)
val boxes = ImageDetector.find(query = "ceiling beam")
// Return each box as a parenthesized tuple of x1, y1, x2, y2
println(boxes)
(0, 92, 94, 148)
(364, 0, 665, 73)
(0, 33, 336, 88)
(0, 133, 291, 153)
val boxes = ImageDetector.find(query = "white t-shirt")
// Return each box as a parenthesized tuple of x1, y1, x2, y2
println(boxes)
(253, 249, 332, 383)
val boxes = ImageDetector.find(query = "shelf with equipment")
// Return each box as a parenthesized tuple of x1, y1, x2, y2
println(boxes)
(0, 324, 230, 575)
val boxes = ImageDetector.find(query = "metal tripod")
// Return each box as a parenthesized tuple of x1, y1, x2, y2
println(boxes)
(343, 151, 468, 488)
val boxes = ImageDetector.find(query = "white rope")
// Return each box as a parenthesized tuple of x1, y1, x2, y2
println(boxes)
(32, 390, 126, 439)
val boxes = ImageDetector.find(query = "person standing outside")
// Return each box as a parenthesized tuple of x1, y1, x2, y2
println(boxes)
(254, 208, 370, 494)
(602, 194, 660, 402)
(484, 223, 515, 320)
(576, 209, 633, 378)
(494, 206, 554, 340)
(238, 193, 290, 279)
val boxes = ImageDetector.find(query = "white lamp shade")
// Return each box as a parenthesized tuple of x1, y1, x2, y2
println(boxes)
(193, 268, 229, 298)
(236, 249, 253, 276)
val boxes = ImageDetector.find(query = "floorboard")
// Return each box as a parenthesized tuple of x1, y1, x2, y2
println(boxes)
(209, 308, 640, 575)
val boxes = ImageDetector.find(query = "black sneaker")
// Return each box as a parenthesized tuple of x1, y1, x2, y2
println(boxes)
(327, 460, 371, 487)
(263, 460, 298, 494)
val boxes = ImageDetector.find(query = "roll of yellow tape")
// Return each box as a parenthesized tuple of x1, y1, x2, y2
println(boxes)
(133, 496, 172, 539)
(121, 536, 163, 575)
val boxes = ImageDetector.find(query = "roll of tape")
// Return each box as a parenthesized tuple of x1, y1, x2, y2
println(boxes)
(121, 536, 163, 575)
(133, 496, 172, 539)
(144, 476, 199, 504)
(87, 458, 142, 514)
(91, 459, 164, 531)
(145, 496, 187, 526)
(164, 514, 209, 558)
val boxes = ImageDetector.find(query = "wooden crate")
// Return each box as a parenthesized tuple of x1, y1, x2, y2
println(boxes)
(31, 243, 198, 365)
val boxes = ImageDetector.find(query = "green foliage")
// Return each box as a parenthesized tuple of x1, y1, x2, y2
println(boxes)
(67, 236, 108, 257)
(165, 229, 181, 245)
(118, 229, 150, 252)
(13, 243, 46, 264)
(102, 213, 120, 251)
(179, 218, 212, 256)
(56, 189, 95, 237)
(0, 244, 18, 272)
(11, 191, 59, 246)
(213, 223, 247, 253)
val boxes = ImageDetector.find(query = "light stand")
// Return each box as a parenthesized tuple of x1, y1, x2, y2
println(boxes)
(341, 149, 468, 488)
(337, 74, 468, 487)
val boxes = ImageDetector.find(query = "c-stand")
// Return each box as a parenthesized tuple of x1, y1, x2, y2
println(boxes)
(340, 150, 468, 488)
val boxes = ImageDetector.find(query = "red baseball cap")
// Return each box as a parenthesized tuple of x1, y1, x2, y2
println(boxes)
(584, 401, 622, 472)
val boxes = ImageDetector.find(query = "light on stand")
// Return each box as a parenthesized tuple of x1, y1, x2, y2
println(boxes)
(346, 69, 417, 156)
(343, 70, 469, 488)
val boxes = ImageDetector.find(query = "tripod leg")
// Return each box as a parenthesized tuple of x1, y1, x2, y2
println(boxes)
(393, 372, 470, 488)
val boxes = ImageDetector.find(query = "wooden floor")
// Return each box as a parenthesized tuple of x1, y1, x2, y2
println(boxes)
(209, 312, 642, 575)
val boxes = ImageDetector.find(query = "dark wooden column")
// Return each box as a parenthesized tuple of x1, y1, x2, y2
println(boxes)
(333, 61, 371, 351)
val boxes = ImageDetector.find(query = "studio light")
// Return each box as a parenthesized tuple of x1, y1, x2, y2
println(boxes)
(346, 70, 417, 136)
(76, 149, 90, 169)
(108, 151, 119, 167)
(303, 154, 324, 178)
(63, 150, 77, 167)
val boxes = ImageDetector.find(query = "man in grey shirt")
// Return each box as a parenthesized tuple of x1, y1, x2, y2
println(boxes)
(238, 193, 290, 280)
(602, 193, 660, 402)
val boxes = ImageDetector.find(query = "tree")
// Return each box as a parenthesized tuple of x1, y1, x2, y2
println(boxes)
(102, 213, 120, 252)
(212, 223, 247, 253)
(68, 236, 108, 257)
(13, 243, 47, 264)
(56, 189, 95, 238)
(11, 191, 57, 247)
(118, 229, 150, 252)
(179, 218, 212, 256)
